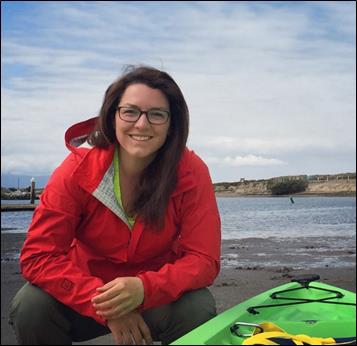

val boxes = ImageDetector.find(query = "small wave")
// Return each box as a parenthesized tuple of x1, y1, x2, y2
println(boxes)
(1, 252, 20, 262)
(1, 228, 27, 234)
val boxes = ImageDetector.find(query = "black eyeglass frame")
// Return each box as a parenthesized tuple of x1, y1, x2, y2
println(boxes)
(117, 106, 170, 125)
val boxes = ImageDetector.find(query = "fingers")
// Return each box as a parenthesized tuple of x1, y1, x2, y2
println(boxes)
(96, 299, 133, 319)
(92, 277, 144, 313)
(93, 291, 127, 311)
(121, 331, 134, 345)
(92, 284, 122, 304)
(113, 329, 151, 345)
(95, 278, 121, 297)
(139, 319, 153, 345)
(107, 312, 153, 345)
(131, 325, 145, 345)
(123, 327, 152, 345)
(112, 332, 131, 345)
(96, 279, 116, 292)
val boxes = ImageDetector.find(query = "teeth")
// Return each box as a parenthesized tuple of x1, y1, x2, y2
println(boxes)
(130, 135, 151, 141)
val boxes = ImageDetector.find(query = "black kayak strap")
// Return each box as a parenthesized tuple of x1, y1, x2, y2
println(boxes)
(247, 299, 356, 315)
(270, 284, 344, 299)
(247, 284, 356, 315)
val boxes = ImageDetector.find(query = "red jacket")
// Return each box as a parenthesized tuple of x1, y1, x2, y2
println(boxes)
(20, 117, 221, 325)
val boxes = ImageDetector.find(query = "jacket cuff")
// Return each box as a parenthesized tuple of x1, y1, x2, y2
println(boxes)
(136, 273, 153, 310)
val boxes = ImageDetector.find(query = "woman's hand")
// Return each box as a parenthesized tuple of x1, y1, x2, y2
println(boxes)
(107, 311, 153, 345)
(92, 277, 144, 319)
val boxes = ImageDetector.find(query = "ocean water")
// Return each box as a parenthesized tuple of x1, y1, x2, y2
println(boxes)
(217, 196, 356, 240)
(215, 196, 356, 269)
(1, 197, 356, 239)
(2, 197, 355, 268)
(1, 200, 39, 233)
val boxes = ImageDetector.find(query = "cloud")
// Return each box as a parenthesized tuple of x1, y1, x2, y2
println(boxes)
(206, 154, 286, 167)
(190, 135, 340, 154)
(1, 1, 356, 180)
(2, 154, 61, 176)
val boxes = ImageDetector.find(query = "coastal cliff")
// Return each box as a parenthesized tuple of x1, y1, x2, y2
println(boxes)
(214, 174, 356, 197)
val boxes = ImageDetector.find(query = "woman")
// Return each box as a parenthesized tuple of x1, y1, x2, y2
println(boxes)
(9, 66, 221, 345)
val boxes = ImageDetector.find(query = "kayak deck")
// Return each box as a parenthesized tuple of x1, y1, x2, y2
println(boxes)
(171, 280, 356, 345)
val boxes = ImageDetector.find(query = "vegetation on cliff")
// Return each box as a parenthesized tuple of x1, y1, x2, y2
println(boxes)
(267, 180, 308, 195)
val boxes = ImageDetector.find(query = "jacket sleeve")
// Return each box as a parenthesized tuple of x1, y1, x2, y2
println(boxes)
(137, 155, 221, 309)
(20, 153, 107, 325)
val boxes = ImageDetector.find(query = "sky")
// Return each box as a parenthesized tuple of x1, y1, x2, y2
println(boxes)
(1, 1, 356, 184)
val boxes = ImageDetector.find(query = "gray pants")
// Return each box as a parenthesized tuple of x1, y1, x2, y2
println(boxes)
(9, 282, 216, 345)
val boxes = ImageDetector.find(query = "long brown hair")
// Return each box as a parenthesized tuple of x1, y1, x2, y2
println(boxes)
(88, 65, 189, 229)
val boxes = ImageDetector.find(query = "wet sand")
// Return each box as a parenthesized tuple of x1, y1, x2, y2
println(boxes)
(1, 233, 356, 345)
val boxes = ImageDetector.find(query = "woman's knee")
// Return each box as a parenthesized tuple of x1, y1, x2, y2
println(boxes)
(9, 282, 69, 331)
(147, 288, 217, 344)
(174, 288, 217, 326)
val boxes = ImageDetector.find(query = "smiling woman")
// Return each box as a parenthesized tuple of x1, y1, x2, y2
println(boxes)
(9, 65, 221, 345)
(87, 66, 190, 229)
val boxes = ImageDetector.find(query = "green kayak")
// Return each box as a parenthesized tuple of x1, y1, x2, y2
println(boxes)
(171, 274, 356, 345)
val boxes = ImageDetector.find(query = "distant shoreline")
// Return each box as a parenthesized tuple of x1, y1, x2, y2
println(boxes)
(1, 191, 356, 204)
(2, 176, 356, 201)
(215, 191, 356, 198)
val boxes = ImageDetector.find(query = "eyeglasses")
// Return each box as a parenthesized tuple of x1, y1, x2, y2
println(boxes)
(117, 106, 170, 125)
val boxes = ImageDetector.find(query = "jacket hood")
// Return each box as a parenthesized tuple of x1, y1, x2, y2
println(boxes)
(65, 116, 98, 153)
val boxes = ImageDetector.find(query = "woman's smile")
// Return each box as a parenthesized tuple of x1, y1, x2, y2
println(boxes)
(129, 134, 153, 142)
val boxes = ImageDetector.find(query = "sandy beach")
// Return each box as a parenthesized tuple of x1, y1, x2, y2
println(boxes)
(1, 233, 356, 345)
